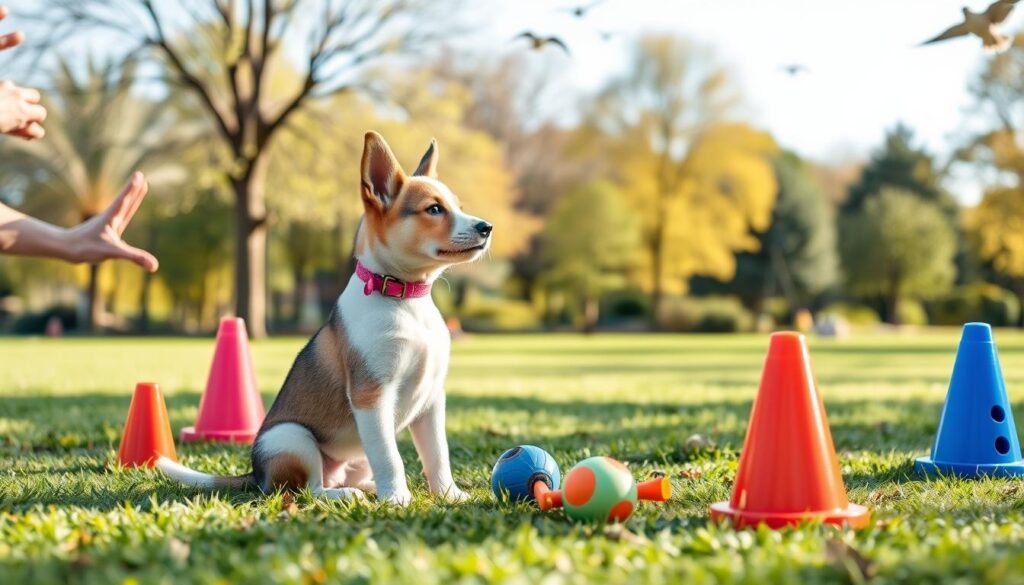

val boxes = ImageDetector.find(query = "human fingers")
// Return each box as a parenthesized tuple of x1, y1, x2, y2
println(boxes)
(112, 241, 159, 272)
(11, 121, 44, 140)
(18, 86, 40, 104)
(0, 31, 22, 51)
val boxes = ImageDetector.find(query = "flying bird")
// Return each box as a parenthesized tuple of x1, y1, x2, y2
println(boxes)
(780, 64, 810, 76)
(514, 32, 570, 54)
(560, 0, 606, 18)
(921, 0, 1020, 53)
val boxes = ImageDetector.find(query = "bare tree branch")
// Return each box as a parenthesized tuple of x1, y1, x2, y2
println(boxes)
(139, 0, 237, 143)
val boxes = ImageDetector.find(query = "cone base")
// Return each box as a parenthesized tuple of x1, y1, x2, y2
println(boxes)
(709, 501, 870, 530)
(180, 426, 257, 443)
(914, 456, 1024, 479)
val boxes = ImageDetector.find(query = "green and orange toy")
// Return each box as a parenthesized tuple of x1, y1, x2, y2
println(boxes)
(536, 456, 671, 522)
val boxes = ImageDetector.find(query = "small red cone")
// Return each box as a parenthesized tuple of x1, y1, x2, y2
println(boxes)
(118, 382, 177, 468)
(710, 332, 869, 529)
(180, 317, 265, 443)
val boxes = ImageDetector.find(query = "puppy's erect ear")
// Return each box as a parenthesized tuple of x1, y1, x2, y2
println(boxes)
(361, 131, 405, 213)
(413, 138, 439, 178)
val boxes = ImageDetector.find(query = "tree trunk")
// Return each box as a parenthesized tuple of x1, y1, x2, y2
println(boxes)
(138, 270, 152, 333)
(887, 277, 902, 325)
(291, 263, 306, 325)
(650, 227, 665, 331)
(86, 263, 102, 333)
(335, 209, 352, 293)
(454, 279, 470, 312)
(1014, 281, 1024, 328)
(231, 153, 270, 338)
(583, 296, 599, 334)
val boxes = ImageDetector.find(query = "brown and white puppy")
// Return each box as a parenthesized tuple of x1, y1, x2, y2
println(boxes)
(157, 131, 492, 506)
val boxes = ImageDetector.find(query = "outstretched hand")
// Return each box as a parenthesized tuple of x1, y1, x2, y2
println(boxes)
(64, 172, 160, 272)
(0, 6, 21, 52)
(0, 6, 45, 140)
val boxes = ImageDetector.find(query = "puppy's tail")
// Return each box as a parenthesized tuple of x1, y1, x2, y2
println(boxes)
(156, 456, 256, 490)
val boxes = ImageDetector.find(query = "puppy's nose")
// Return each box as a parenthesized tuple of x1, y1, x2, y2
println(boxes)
(474, 221, 493, 237)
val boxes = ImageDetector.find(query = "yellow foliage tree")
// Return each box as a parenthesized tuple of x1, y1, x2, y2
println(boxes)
(589, 34, 778, 321)
(970, 187, 1024, 278)
(963, 32, 1024, 310)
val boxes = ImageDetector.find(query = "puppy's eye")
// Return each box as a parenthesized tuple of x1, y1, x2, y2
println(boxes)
(425, 204, 445, 216)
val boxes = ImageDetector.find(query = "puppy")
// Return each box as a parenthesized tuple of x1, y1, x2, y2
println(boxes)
(158, 131, 492, 506)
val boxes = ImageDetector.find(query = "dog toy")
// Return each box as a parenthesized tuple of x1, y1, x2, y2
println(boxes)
(536, 456, 671, 522)
(491, 445, 561, 503)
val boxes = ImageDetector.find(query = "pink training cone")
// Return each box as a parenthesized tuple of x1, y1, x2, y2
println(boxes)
(180, 317, 265, 443)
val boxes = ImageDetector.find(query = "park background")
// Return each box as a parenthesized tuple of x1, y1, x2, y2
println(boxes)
(0, 0, 1022, 339)
(6, 2, 1024, 582)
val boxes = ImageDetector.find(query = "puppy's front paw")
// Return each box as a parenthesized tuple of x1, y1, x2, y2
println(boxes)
(378, 489, 413, 507)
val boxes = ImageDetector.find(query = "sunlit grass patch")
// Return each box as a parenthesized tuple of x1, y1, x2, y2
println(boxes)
(2, 330, 1024, 582)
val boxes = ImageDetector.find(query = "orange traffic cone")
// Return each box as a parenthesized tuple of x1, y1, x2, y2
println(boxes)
(180, 317, 265, 443)
(117, 382, 177, 468)
(710, 332, 869, 529)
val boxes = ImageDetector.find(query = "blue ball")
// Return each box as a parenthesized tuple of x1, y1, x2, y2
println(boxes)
(491, 445, 561, 502)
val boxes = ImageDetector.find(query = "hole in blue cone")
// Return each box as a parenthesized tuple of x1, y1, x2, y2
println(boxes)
(992, 405, 1006, 422)
(996, 436, 1010, 455)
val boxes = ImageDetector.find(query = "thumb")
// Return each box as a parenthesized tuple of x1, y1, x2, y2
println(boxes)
(113, 241, 159, 273)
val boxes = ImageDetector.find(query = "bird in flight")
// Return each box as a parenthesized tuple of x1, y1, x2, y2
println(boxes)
(780, 64, 810, 76)
(921, 0, 1020, 53)
(560, 0, 606, 18)
(514, 32, 570, 54)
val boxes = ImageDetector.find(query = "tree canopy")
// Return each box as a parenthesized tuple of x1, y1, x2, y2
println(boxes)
(840, 188, 957, 323)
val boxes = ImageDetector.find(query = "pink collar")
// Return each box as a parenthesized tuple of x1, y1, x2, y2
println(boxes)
(355, 260, 432, 299)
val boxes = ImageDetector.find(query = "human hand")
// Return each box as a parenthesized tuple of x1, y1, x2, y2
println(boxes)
(63, 172, 160, 272)
(0, 6, 23, 53)
(0, 6, 44, 140)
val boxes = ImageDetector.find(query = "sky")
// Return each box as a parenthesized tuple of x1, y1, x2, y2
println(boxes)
(462, 0, 1021, 204)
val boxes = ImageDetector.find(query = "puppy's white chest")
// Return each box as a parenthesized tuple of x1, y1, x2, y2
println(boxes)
(339, 279, 449, 427)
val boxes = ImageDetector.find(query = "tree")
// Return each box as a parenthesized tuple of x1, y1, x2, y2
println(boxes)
(587, 35, 777, 324)
(0, 59, 182, 331)
(153, 188, 233, 331)
(266, 95, 370, 320)
(968, 187, 1024, 317)
(959, 32, 1024, 316)
(842, 125, 967, 302)
(962, 31, 1024, 183)
(691, 152, 839, 313)
(840, 189, 956, 324)
(429, 53, 589, 305)
(540, 181, 641, 332)
(844, 124, 957, 218)
(22, 0, 460, 337)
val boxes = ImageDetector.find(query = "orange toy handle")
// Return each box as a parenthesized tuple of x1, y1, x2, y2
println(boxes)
(534, 481, 563, 511)
(637, 476, 671, 502)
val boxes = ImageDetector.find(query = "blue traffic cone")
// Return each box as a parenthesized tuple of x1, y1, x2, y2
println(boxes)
(915, 323, 1024, 478)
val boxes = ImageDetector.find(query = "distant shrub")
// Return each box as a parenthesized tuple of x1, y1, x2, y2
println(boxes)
(762, 298, 791, 326)
(600, 290, 651, 322)
(897, 300, 928, 326)
(932, 284, 1021, 327)
(819, 302, 880, 325)
(12, 306, 77, 335)
(659, 296, 753, 333)
(461, 298, 542, 332)
(430, 284, 456, 316)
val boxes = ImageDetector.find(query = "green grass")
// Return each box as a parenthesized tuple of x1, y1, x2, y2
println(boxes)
(3, 330, 1024, 583)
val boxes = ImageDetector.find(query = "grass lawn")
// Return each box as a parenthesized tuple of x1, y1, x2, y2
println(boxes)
(3, 330, 1024, 583)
